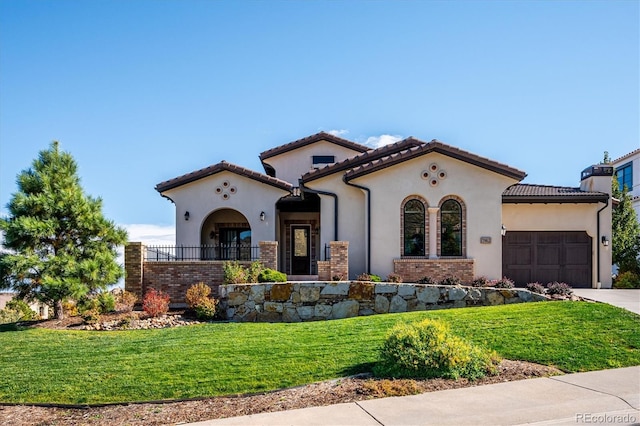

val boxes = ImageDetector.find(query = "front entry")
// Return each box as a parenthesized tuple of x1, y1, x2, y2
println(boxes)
(291, 226, 311, 275)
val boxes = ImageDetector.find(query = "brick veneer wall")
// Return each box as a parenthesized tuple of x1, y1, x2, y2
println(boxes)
(330, 241, 349, 279)
(125, 241, 279, 307)
(393, 258, 474, 283)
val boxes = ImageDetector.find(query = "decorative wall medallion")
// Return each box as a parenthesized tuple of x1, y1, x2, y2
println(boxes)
(215, 181, 236, 200)
(423, 162, 447, 186)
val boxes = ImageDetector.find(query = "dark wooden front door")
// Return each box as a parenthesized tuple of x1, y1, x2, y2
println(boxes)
(502, 231, 592, 287)
(291, 226, 311, 275)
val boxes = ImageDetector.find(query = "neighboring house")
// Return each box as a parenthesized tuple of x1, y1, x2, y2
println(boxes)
(0, 292, 49, 319)
(610, 148, 640, 219)
(155, 132, 613, 288)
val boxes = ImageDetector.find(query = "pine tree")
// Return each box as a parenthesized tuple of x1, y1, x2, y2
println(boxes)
(611, 177, 640, 274)
(0, 142, 128, 319)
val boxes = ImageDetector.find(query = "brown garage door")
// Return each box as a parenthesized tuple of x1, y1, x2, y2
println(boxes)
(502, 231, 592, 288)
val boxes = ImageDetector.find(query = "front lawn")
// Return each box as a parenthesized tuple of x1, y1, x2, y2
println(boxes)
(0, 301, 638, 405)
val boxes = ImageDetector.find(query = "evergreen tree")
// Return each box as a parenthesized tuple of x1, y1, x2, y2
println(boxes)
(0, 142, 128, 319)
(611, 177, 640, 274)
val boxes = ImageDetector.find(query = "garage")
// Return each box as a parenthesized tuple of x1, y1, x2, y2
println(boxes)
(502, 231, 592, 288)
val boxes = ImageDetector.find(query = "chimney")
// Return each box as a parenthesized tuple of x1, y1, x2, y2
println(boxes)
(580, 164, 614, 194)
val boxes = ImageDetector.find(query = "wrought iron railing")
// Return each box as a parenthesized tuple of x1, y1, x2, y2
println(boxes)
(145, 245, 260, 261)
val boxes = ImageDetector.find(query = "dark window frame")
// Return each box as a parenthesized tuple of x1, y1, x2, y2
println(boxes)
(616, 162, 633, 192)
(440, 199, 462, 257)
(403, 199, 426, 256)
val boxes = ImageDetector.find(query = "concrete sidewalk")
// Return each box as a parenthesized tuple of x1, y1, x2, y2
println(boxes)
(189, 366, 640, 426)
(573, 289, 640, 314)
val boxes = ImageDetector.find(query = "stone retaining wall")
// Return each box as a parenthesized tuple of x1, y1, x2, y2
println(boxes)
(219, 281, 548, 322)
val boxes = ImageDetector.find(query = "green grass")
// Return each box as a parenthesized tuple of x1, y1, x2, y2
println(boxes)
(0, 301, 638, 405)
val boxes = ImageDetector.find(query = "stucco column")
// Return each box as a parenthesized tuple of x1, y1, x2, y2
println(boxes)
(427, 207, 439, 259)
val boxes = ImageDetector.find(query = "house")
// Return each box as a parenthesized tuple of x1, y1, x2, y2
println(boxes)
(610, 148, 640, 219)
(152, 132, 613, 289)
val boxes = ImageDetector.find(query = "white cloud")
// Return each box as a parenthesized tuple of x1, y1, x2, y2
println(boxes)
(123, 224, 175, 246)
(364, 134, 404, 149)
(327, 129, 349, 137)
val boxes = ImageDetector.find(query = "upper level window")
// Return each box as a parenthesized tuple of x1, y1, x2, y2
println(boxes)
(441, 199, 462, 256)
(403, 199, 425, 256)
(616, 162, 633, 192)
(312, 155, 335, 168)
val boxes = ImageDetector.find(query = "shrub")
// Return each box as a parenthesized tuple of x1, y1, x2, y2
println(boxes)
(332, 274, 344, 281)
(470, 276, 489, 287)
(115, 290, 137, 312)
(246, 261, 265, 283)
(356, 273, 382, 282)
(193, 297, 218, 320)
(258, 268, 287, 283)
(62, 300, 79, 317)
(546, 282, 573, 296)
(142, 288, 170, 317)
(0, 307, 23, 324)
(439, 276, 462, 286)
(186, 282, 212, 308)
(386, 273, 403, 283)
(493, 277, 515, 289)
(416, 276, 436, 284)
(223, 261, 247, 284)
(613, 271, 640, 289)
(185, 282, 218, 320)
(374, 318, 499, 380)
(526, 282, 546, 294)
(96, 292, 116, 313)
(5, 299, 39, 321)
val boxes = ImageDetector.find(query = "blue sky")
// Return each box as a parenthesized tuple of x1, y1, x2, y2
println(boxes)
(1, 0, 638, 244)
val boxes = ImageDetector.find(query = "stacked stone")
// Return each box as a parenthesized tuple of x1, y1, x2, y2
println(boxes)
(219, 282, 548, 323)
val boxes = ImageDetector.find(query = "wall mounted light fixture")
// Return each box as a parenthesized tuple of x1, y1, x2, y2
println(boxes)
(601, 235, 609, 246)
(184, 211, 190, 221)
(260, 211, 266, 221)
(501, 224, 507, 237)
(209, 230, 217, 239)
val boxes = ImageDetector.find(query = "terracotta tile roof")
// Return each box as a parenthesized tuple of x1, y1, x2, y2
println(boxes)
(611, 148, 640, 164)
(155, 161, 293, 193)
(343, 139, 527, 181)
(259, 131, 370, 161)
(301, 137, 425, 183)
(502, 184, 609, 203)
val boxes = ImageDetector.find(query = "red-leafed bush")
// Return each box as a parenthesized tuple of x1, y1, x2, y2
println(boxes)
(142, 288, 170, 317)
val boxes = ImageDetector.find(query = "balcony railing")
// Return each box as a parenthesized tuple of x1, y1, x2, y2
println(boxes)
(145, 245, 260, 262)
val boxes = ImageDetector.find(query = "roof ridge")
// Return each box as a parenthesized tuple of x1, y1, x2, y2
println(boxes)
(259, 131, 369, 161)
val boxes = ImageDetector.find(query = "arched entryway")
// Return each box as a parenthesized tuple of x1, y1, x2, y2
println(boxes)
(201, 208, 253, 260)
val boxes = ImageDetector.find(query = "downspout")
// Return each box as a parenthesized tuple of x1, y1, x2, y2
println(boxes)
(596, 198, 609, 288)
(343, 177, 371, 273)
(299, 182, 339, 241)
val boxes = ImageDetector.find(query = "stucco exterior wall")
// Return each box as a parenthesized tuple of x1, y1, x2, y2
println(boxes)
(502, 202, 612, 288)
(350, 152, 519, 280)
(161, 171, 290, 247)
(263, 140, 365, 185)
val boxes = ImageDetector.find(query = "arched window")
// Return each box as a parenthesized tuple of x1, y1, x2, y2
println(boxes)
(441, 199, 462, 256)
(403, 199, 425, 256)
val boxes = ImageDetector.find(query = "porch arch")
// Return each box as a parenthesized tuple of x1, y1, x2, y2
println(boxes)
(201, 208, 252, 260)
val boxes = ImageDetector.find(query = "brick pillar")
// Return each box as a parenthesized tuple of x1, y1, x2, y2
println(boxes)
(125, 242, 144, 300)
(330, 241, 349, 280)
(259, 241, 278, 270)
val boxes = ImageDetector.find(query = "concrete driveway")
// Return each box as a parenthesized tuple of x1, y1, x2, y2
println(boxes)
(572, 289, 640, 314)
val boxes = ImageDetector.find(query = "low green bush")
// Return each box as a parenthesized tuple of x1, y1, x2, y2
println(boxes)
(194, 297, 218, 320)
(356, 273, 382, 282)
(258, 268, 287, 283)
(4, 299, 39, 321)
(185, 282, 218, 320)
(613, 271, 640, 289)
(546, 282, 573, 296)
(374, 318, 499, 380)
(470, 276, 489, 287)
(223, 261, 247, 284)
(416, 276, 436, 284)
(526, 282, 546, 294)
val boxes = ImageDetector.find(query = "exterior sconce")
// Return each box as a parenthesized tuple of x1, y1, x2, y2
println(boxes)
(601, 236, 609, 246)
(184, 211, 190, 221)
(501, 224, 507, 237)
(260, 211, 266, 221)
(209, 230, 217, 239)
